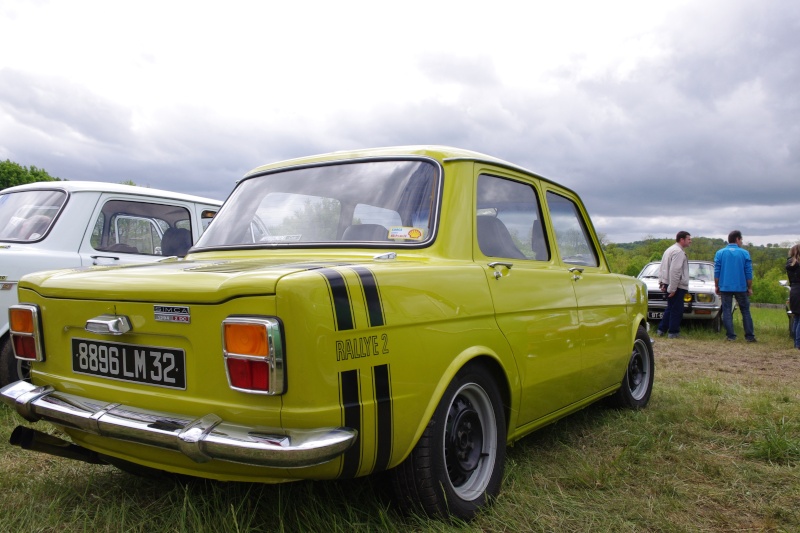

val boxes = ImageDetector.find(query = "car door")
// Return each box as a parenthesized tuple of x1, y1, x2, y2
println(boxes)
(544, 190, 630, 394)
(475, 172, 586, 426)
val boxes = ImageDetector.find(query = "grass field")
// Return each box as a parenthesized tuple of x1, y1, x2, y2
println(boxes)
(1, 308, 798, 532)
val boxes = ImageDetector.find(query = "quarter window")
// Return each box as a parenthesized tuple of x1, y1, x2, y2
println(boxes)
(0, 189, 66, 242)
(545, 192, 598, 267)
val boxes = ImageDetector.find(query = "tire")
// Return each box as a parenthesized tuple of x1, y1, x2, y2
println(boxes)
(0, 336, 30, 387)
(390, 363, 506, 521)
(710, 311, 722, 333)
(609, 326, 654, 409)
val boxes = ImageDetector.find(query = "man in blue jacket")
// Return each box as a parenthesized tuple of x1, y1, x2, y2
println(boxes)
(714, 230, 756, 342)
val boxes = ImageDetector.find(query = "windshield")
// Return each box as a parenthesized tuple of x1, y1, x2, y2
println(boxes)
(639, 262, 714, 281)
(0, 189, 67, 242)
(198, 159, 439, 248)
(689, 262, 714, 281)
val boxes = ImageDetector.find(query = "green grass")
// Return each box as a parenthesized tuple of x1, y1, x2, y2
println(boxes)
(1, 308, 798, 532)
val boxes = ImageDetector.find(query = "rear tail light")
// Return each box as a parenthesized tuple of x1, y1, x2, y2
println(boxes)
(222, 317, 284, 395)
(9, 304, 45, 362)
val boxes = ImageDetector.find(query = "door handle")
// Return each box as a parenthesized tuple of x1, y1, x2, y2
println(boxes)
(488, 262, 513, 279)
(569, 267, 584, 281)
(90, 254, 121, 266)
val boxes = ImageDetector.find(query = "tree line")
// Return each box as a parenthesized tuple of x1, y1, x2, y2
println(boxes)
(0, 160, 61, 189)
(602, 236, 794, 304)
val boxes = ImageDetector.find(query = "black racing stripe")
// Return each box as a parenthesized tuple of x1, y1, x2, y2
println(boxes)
(339, 369, 362, 478)
(351, 266, 385, 327)
(320, 269, 354, 331)
(372, 364, 393, 473)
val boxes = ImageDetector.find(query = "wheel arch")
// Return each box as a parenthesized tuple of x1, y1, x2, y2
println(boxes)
(391, 347, 514, 467)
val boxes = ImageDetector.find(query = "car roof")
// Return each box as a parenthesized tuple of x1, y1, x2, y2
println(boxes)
(1, 180, 222, 206)
(243, 145, 570, 192)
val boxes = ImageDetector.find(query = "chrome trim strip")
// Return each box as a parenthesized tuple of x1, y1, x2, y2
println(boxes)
(1, 381, 356, 468)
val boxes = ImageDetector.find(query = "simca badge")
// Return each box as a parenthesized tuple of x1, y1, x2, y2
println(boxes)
(154, 305, 191, 323)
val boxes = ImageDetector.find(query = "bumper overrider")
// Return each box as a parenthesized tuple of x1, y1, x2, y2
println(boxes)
(1, 381, 357, 468)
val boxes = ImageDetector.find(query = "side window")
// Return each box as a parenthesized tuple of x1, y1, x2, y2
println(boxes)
(109, 215, 162, 254)
(476, 174, 549, 260)
(91, 200, 192, 255)
(545, 191, 598, 267)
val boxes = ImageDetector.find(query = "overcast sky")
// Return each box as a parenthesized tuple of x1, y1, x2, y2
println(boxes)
(1, 0, 798, 245)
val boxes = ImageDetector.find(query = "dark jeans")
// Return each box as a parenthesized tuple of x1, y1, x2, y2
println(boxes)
(721, 291, 755, 340)
(658, 288, 686, 334)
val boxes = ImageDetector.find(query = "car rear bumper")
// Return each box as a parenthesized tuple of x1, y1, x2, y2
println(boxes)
(1, 380, 356, 468)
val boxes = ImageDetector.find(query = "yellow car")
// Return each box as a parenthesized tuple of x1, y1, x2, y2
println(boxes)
(2, 146, 652, 520)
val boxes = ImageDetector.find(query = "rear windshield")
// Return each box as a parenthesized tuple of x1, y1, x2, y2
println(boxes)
(197, 159, 439, 248)
(0, 189, 66, 242)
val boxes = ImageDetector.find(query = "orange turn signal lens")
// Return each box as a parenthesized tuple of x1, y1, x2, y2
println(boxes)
(9, 304, 44, 362)
(222, 317, 284, 395)
(10, 307, 34, 334)
(224, 323, 269, 356)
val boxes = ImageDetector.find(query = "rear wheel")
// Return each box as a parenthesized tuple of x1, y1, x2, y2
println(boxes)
(390, 363, 506, 521)
(0, 336, 30, 387)
(609, 326, 654, 409)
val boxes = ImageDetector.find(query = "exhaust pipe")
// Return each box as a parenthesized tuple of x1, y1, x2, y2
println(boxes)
(10, 426, 106, 465)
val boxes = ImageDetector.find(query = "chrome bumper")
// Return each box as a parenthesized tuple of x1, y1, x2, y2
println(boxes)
(1, 381, 357, 468)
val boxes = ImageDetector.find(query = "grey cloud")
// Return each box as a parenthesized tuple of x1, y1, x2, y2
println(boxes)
(0, 68, 135, 147)
(417, 54, 501, 87)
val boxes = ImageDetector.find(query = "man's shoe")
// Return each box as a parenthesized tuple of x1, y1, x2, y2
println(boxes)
(667, 333, 680, 339)
(656, 330, 665, 337)
(726, 337, 736, 342)
(746, 338, 757, 343)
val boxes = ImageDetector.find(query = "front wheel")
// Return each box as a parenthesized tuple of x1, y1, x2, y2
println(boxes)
(710, 311, 722, 333)
(609, 326, 654, 409)
(390, 363, 506, 521)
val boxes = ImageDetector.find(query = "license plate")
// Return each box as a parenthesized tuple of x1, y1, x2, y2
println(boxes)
(648, 311, 664, 320)
(72, 338, 186, 389)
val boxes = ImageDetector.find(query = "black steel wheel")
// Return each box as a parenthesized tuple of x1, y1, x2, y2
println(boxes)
(390, 363, 506, 521)
(609, 326, 654, 409)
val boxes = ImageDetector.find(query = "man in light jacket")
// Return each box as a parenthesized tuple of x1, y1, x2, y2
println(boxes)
(657, 231, 692, 338)
(714, 230, 756, 342)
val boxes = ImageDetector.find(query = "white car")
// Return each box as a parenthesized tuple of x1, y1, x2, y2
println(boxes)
(637, 260, 726, 332)
(0, 180, 222, 385)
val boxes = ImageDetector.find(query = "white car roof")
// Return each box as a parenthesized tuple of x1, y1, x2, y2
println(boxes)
(2, 180, 223, 206)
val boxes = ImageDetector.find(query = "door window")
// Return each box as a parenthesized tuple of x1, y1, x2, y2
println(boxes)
(90, 200, 192, 255)
(476, 174, 549, 260)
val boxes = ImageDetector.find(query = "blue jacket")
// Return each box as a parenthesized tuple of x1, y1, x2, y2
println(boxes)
(714, 244, 752, 292)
